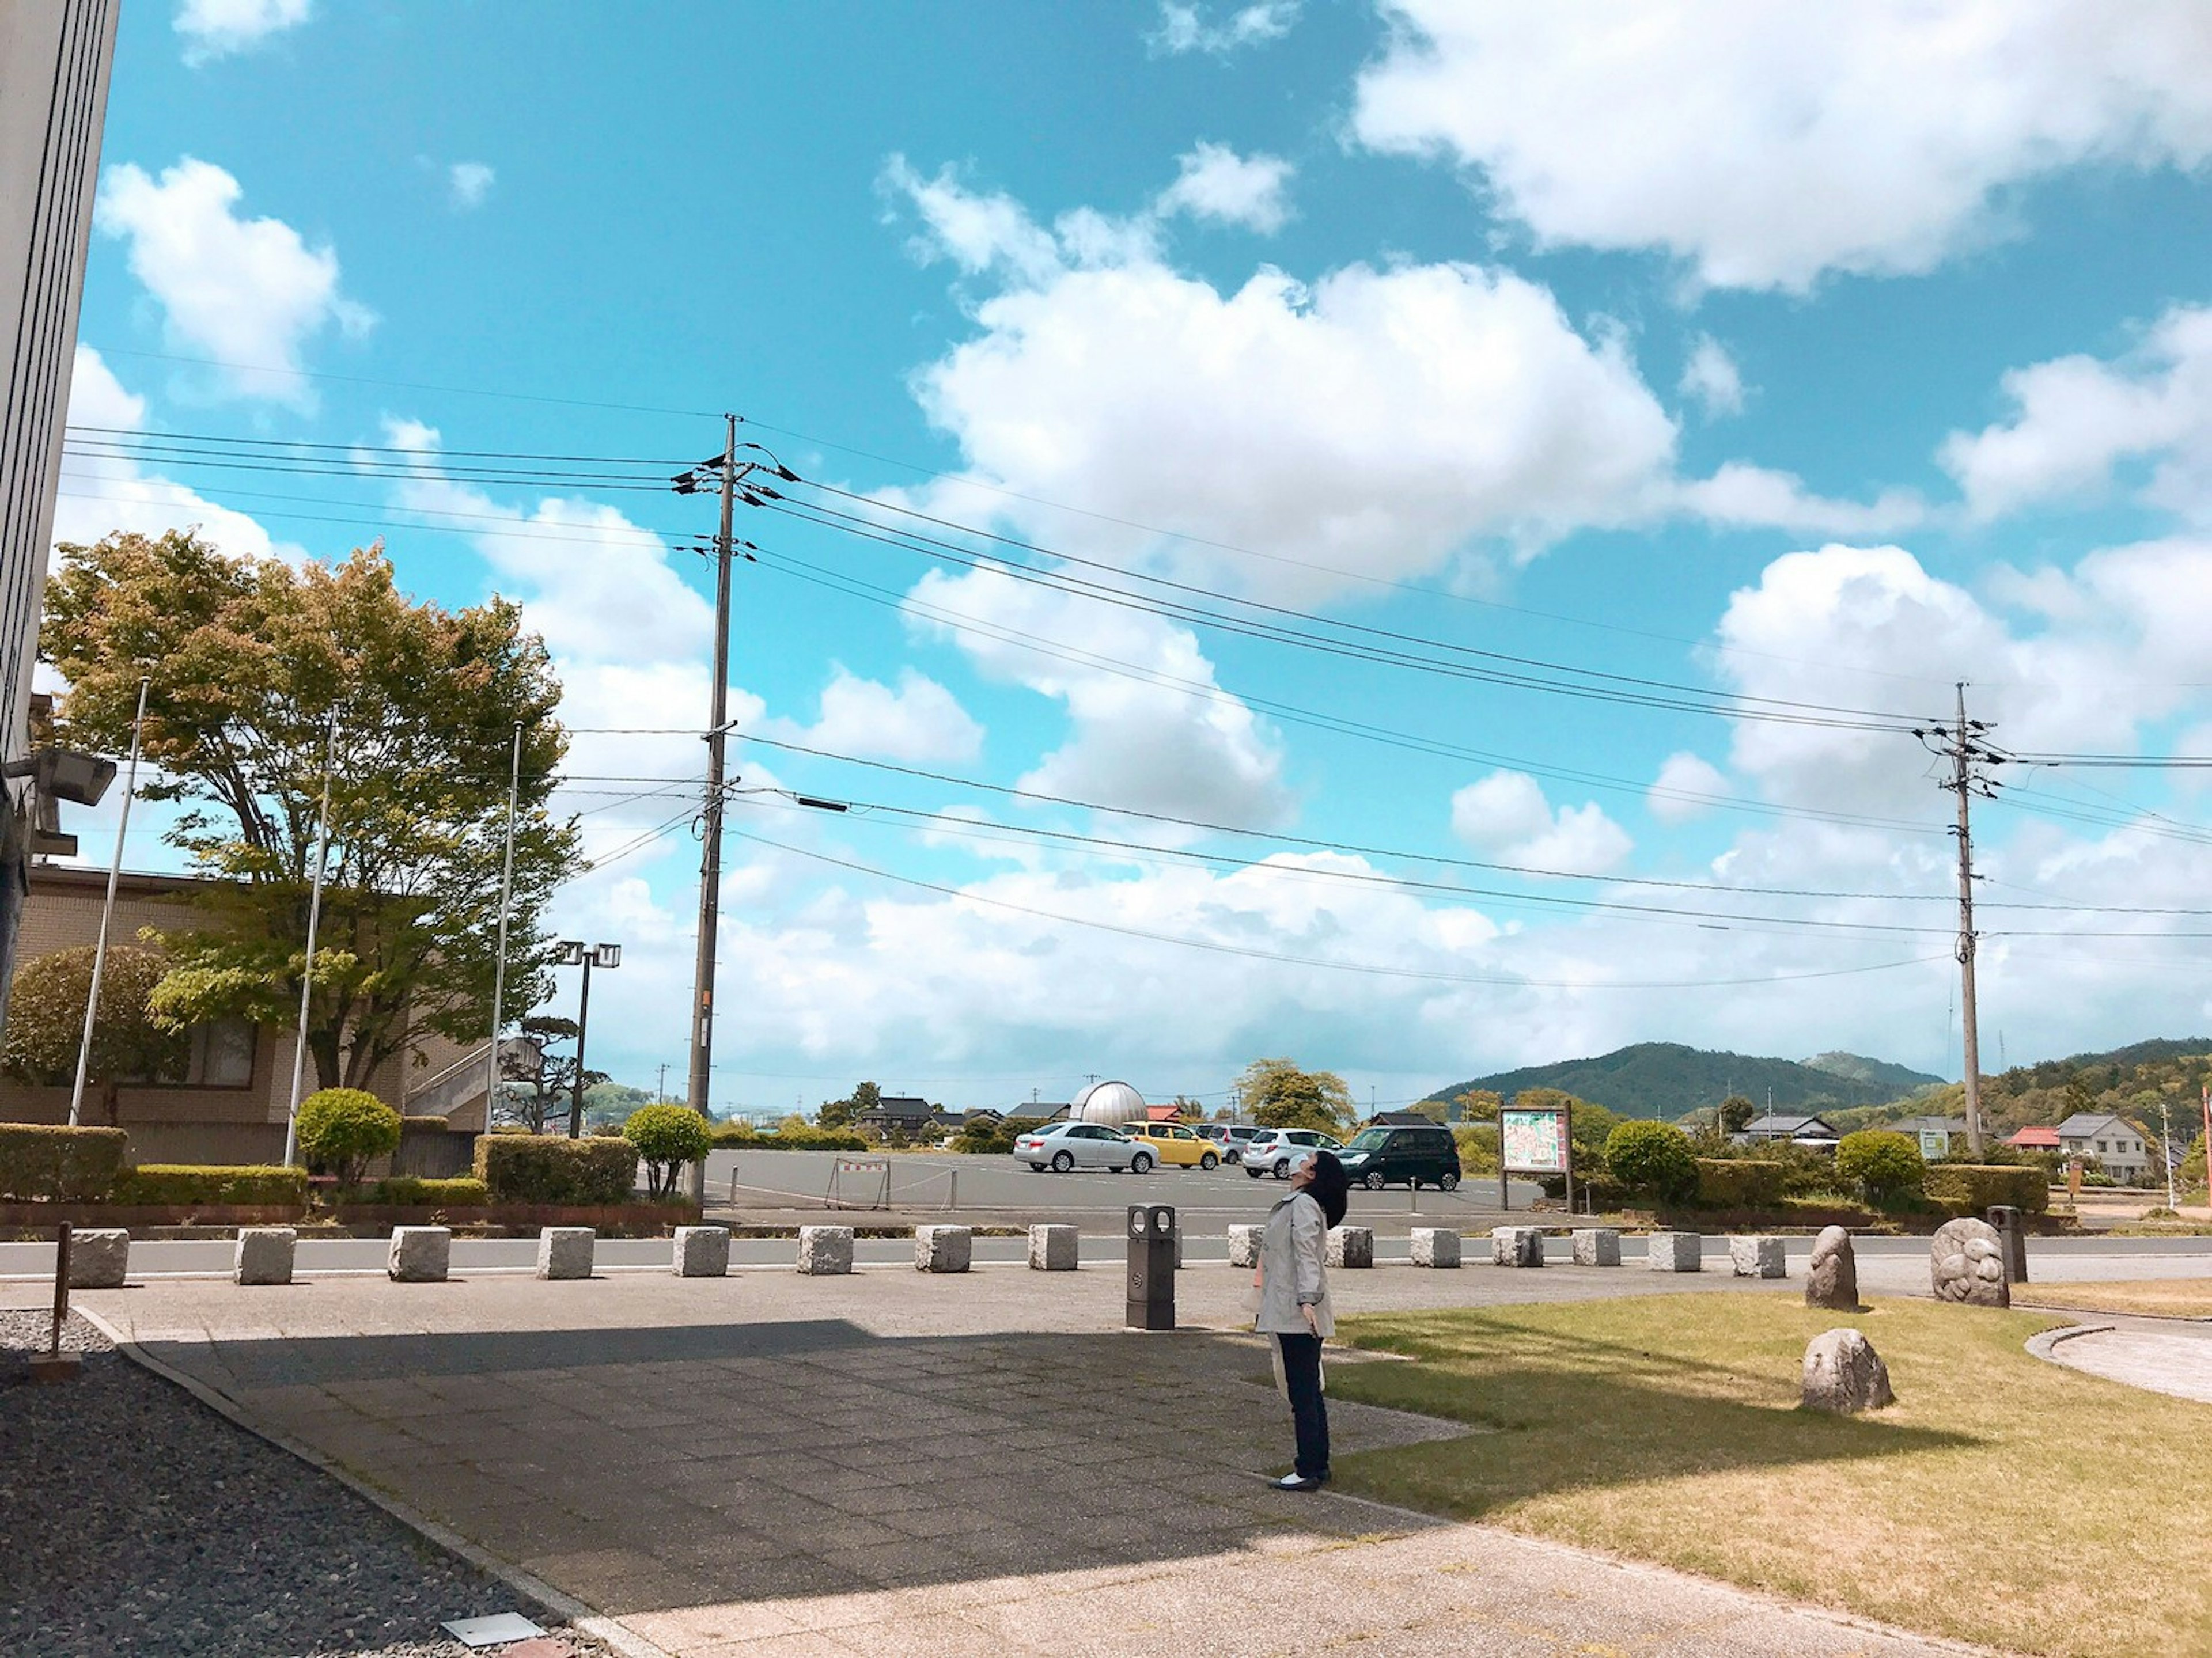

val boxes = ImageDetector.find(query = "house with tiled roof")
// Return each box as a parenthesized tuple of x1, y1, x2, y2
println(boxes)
(2055, 1113, 2154, 1183)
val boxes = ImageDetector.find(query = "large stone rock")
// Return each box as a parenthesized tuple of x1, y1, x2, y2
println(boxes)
(1226, 1224, 1262, 1269)
(1491, 1226, 1544, 1268)
(67, 1229, 128, 1289)
(234, 1227, 296, 1286)
(915, 1224, 972, 1273)
(1647, 1231, 1702, 1272)
(387, 1226, 450, 1283)
(1327, 1225, 1374, 1269)
(1801, 1327, 1895, 1414)
(536, 1226, 594, 1280)
(1805, 1226, 1861, 1311)
(1729, 1235, 1787, 1279)
(1930, 1217, 2010, 1307)
(672, 1225, 730, 1278)
(1571, 1227, 1621, 1267)
(1409, 1226, 1461, 1268)
(798, 1225, 855, 1275)
(1027, 1223, 1078, 1271)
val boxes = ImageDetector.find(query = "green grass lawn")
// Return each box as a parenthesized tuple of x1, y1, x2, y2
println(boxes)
(1328, 1296, 2212, 1657)
(2013, 1279, 2212, 1319)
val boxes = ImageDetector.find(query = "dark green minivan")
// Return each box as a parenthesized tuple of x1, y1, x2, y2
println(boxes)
(1337, 1124, 1461, 1190)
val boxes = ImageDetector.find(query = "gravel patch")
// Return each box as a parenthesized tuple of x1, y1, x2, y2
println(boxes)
(0, 1312, 612, 1658)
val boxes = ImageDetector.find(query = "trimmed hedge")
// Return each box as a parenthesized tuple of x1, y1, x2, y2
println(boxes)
(1693, 1158, 1786, 1208)
(0, 1124, 128, 1201)
(708, 1123, 869, 1151)
(1925, 1163, 2050, 1215)
(115, 1164, 309, 1206)
(1605, 1120, 1698, 1203)
(363, 1176, 490, 1207)
(474, 1133, 637, 1204)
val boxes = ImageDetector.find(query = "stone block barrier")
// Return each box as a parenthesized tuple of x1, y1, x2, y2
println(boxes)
(1571, 1227, 1621, 1267)
(1647, 1231, 1702, 1272)
(234, 1226, 296, 1286)
(387, 1226, 450, 1283)
(1409, 1226, 1461, 1268)
(915, 1224, 973, 1273)
(1491, 1226, 1544, 1268)
(68, 1228, 129, 1289)
(1227, 1224, 1262, 1269)
(536, 1226, 594, 1281)
(1729, 1235, 1786, 1279)
(672, 1225, 730, 1278)
(798, 1225, 855, 1276)
(1326, 1225, 1374, 1269)
(1027, 1223, 1078, 1271)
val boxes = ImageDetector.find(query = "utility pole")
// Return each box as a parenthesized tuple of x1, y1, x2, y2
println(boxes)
(1922, 684, 2005, 1158)
(687, 415, 740, 1193)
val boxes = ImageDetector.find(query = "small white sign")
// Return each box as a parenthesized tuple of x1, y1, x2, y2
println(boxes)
(442, 1613, 547, 1648)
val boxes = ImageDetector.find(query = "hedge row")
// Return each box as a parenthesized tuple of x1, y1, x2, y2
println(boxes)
(707, 1124, 870, 1151)
(1925, 1163, 2050, 1215)
(0, 1125, 128, 1201)
(474, 1133, 637, 1204)
(362, 1176, 490, 1207)
(1692, 1158, 1787, 1208)
(115, 1164, 309, 1205)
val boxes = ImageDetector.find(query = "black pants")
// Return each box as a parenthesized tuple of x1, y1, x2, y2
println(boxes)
(1276, 1331, 1329, 1479)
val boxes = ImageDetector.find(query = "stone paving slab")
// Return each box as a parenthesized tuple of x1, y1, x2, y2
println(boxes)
(37, 1261, 1987, 1657)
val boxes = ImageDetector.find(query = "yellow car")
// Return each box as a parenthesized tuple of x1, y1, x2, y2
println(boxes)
(1119, 1121, 1221, 1170)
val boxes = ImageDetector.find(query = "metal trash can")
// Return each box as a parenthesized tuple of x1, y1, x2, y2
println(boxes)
(1126, 1204, 1176, 1330)
(1986, 1205, 2028, 1284)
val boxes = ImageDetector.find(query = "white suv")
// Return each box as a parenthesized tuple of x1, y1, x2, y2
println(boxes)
(1243, 1128, 1346, 1179)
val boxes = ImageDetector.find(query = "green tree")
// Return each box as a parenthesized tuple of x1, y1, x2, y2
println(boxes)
(1835, 1129, 1926, 1202)
(40, 531, 582, 1094)
(1718, 1094, 1756, 1135)
(623, 1104, 711, 1200)
(820, 1079, 880, 1129)
(1451, 1088, 1503, 1124)
(494, 1016, 604, 1135)
(1236, 1057, 1353, 1135)
(295, 1087, 401, 1187)
(1603, 1120, 1698, 1203)
(0, 944, 188, 1125)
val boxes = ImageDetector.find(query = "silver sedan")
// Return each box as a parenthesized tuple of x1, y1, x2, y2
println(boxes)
(1010, 1122, 1156, 1174)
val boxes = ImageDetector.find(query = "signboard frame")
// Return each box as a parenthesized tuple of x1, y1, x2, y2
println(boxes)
(1499, 1104, 1573, 1213)
(1918, 1129, 1949, 1162)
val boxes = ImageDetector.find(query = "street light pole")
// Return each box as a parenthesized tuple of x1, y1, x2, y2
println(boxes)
(483, 721, 523, 1133)
(69, 677, 147, 1128)
(282, 706, 341, 1168)
(558, 940, 620, 1137)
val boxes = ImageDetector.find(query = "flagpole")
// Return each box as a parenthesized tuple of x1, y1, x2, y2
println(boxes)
(67, 678, 149, 1128)
(483, 722, 523, 1130)
(282, 707, 340, 1167)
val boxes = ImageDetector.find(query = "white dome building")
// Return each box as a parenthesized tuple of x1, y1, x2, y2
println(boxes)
(1069, 1079, 1147, 1125)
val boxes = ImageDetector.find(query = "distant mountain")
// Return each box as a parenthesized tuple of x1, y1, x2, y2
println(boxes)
(1423, 1042, 1944, 1122)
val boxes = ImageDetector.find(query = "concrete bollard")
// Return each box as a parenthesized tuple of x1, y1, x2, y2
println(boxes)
(915, 1224, 973, 1273)
(234, 1227, 296, 1286)
(1227, 1224, 1263, 1269)
(1326, 1225, 1374, 1269)
(672, 1225, 731, 1278)
(1571, 1227, 1622, 1267)
(1027, 1223, 1078, 1271)
(536, 1227, 595, 1280)
(1491, 1226, 1545, 1268)
(1728, 1235, 1786, 1279)
(387, 1226, 450, 1283)
(67, 1229, 130, 1289)
(1647, 1231, 1702, 1272)
(797, 1225, 855, 1275)
(1409, 1226, 1461, 1268)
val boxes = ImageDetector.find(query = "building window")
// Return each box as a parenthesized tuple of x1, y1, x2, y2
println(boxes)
(187, 1020, 255, 1087)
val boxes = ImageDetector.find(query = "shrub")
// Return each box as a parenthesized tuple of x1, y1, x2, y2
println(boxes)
(708, 1122, 869, 1151)
(114, 1164, 308, 1206)
(0, 1124, 127, 1201)
(362, 1175, 490, 1207)
(1694, 1158, 1787, 1208)
(294, 1088, 402, 1188)
(623, 1105, 713, 1200)
(474, 1133, 638, 1205)
(1604, 1120, 1698, 1202)
(1835, 1130, 1926, 1202)
(1923, 1162, 2050, 1215)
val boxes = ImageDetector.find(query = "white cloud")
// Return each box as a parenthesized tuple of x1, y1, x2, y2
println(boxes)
(1942, 305, 2212, 523)
(175, 0, 310, 64)
(1649, 752, 1730, 824)
(448, 162, 496, 211)
(882, 157, 1069, 284)
(1450, 771, 1632, 875)
(1147, 1, 1298, 56)
(760, 667, 984, 765)
(1157, 142, 1294, 233)
(1353, 1, 2212, 291)
(1677, 462, 1926, 537)
(95, 158, 371, 407)
(1679, 335, 1745, 418)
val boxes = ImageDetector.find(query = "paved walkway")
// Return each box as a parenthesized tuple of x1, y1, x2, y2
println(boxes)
(19, 1259, 1990, 1657)
(2037, 1315, 2212, 1405)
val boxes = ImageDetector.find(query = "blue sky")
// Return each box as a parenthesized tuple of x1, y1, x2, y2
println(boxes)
(54, 0, 2212, 1114)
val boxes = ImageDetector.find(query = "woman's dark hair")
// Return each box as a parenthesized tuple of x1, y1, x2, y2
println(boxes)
(1307, 1150, 1350, 1228)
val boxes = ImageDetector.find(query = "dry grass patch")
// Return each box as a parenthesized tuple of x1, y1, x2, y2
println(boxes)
(2014, 1278, 2212, 1319)
(1328, 1296, 2212, 1657)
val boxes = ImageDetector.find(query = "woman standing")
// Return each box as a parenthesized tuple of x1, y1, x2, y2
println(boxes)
(1255, 1148, 1350, 1491)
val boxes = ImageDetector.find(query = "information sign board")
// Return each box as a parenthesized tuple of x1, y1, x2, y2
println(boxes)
(1501, 1109, 1570, 1174)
